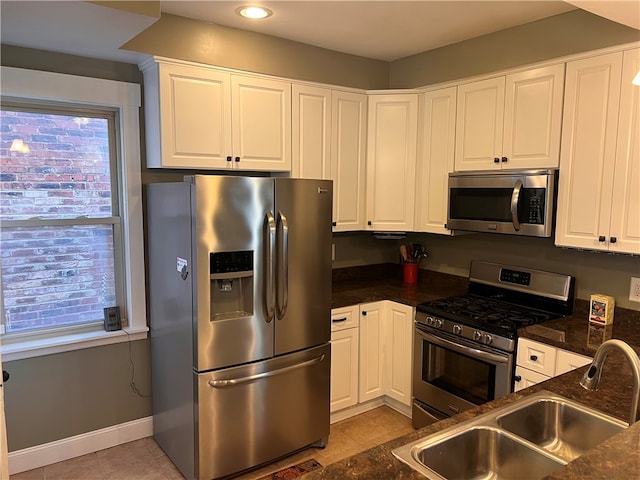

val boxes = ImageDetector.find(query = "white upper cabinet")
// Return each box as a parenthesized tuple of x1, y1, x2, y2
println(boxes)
(555, 48, 640, 255)
(142, 58, 291, 171)
(366, 93, 419, 231)
(292, 84, 331, 179)
(291, 87, 367, 231)
(144, 61, 232, 169)
(416, 87, 457, 234)
(231, 75, 292, 171)
(455, 76, 505, 171)
(331, 91, 368, 231)
(455, 64, 565, 171)
(609, 49, 640, 255)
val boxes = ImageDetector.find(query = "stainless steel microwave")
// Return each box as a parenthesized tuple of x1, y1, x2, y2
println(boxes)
(447, 169, 557, 237)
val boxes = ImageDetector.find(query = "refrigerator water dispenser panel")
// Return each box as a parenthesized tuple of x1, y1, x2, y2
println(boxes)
(210, 251, 254, 321)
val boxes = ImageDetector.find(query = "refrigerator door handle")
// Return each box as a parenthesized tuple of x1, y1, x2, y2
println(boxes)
(265, 211, 276, 323)
(276, 211, 289, 319)
(208, 353, 325, 387)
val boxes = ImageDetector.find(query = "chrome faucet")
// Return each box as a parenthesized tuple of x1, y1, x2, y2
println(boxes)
(580, 339, 640, 424)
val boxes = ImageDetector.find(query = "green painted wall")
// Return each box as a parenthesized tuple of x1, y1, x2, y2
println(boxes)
(390, 10, 640, 88)
(122, 13, 389, 90)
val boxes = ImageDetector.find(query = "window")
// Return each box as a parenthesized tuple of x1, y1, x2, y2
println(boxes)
(0, 67, 147, 360)
(1, 105, 123, 334)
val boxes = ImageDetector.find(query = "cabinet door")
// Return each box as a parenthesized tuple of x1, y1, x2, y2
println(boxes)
(514, 366, 550, 392)
(385, 302, 414, 407)
(330, 328, 359, 412)
(555, 349, 591, 376)
(555, 52, 623, 251)
(358, 302, 385, 402)
(231, 75, 291, 171)
(157, 62, 232, 169)
(455, 77, 505, 171)
(331, 91, 367, 231)
(502, 64, 565, 170)
(292, 84, 331, 179)
(416, 87, 456, 234)
(366, 94, 418, 231)
(609, 49, 640, 255)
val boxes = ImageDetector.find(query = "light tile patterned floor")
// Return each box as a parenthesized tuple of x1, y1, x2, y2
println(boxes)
(10, 406, 413, 480)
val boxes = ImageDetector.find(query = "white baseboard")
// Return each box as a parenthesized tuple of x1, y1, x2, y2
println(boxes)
(8, 416, 153, 475)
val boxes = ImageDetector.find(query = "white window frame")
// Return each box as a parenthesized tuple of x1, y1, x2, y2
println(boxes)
(0, 66, 148, 361)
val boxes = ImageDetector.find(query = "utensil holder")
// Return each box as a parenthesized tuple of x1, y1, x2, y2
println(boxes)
(403, 262, 418, 284)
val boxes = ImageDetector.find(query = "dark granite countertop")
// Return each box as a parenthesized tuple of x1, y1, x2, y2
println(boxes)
(315, 265, 640, 480)
(331, 264, 468, 309)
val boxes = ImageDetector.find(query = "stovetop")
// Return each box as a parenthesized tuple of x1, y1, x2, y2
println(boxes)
(414, 261, 575, 351)
(417, 294, 559, 337)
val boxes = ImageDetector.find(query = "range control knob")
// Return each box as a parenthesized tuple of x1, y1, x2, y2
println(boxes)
(484, 334, 493, 345)
(426, 316, 435, 326)
(473, 330, 482, 341)
(434, 318, 443, 328)
(452, 324, 463, 335)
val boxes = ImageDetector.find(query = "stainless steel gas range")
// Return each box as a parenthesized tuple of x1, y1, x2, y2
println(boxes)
(412, 261, 575, 428)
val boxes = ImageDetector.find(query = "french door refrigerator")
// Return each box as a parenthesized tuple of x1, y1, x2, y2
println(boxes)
(146, 175, 332, 480)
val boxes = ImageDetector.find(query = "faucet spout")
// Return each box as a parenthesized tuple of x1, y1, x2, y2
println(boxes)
(580, 339, 640, 424)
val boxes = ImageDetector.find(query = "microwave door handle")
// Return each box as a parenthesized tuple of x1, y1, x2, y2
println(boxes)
(265, 211, 276, 323)
(510, 179, 523, 231)
(416, 327, 509, 365)
(276, 211, 289, 319)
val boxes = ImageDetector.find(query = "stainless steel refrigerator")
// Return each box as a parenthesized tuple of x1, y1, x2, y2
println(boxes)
(146, 175, 332, 480)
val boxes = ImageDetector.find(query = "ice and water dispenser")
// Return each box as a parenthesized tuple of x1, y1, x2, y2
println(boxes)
(210, 251, 254, 321)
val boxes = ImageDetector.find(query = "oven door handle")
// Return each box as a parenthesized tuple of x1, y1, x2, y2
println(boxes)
(416, 326, 509, 365)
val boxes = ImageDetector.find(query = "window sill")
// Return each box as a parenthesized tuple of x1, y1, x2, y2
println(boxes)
(0, 326, 149, 362)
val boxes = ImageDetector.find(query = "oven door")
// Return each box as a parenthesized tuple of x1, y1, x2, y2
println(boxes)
(413, 324, 513, 420)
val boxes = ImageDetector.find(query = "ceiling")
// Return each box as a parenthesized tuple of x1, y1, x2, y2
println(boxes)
(160, 1, 577, 61)
(0, 1, 638, 64)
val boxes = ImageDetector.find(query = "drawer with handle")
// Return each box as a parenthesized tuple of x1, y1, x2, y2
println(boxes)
(331, 305, 359, 331)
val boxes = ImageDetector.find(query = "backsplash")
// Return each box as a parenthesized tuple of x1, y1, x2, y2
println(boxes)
(332, 231, 640, 311)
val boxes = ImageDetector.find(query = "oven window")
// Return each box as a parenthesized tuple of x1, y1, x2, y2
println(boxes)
(423, 342, 496, 405)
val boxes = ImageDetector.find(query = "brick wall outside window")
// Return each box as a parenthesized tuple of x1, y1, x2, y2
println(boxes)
(1, 110, 117, 332)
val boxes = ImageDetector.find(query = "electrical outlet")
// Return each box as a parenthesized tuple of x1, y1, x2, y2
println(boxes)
(630, 277, 640, 302)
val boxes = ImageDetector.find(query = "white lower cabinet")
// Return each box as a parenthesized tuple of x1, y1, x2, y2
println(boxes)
(330, 305, 360, 412)
(330, 301, 414, 417)
(514, 338, 591, 392)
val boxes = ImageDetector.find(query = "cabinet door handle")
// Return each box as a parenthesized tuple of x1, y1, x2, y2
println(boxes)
(332, 222, 337, 227)
(362, 311, 367, 316)
(226, 156, 232, 162)
(367, 221, 372, 226)
(235, 156, 240, 162)
(514, 375, 522, 382)
(501, 156, 508, 163)
(332, 317, 348, 323)
(530, 355, 538, 361)
(494, 157, 500, 163)
(610, 237, 617, 244)
(598, 235, 606, 242)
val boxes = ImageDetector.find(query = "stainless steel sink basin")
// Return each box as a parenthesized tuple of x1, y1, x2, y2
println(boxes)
(393, 391, 628, 479)
(496, 397, 627, 461)
(413, 426, 563, 480)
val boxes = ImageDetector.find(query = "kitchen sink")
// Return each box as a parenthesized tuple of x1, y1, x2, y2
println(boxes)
(496, 397, 627, 461)
(412, 426, 563, 480)
(393, 391, 628, 479)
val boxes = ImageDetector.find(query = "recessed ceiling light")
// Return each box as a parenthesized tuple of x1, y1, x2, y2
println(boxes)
(237, 6, 273, 19)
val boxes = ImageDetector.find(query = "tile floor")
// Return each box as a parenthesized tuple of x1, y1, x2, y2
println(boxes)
(10, 406, 414, 480)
